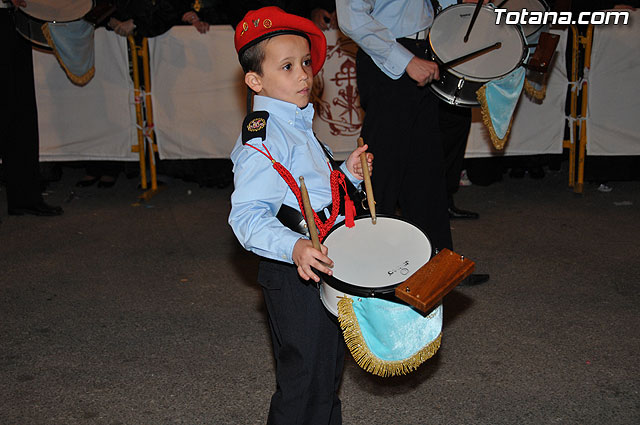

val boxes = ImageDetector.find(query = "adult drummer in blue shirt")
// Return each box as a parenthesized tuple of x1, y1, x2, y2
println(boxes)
(337, 0, 490, 286)
(228, 6, 372, 423)
(336, 0, 451, 256)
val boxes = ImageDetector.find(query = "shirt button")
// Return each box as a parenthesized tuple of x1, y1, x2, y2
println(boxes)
(288, 121, 293, 125)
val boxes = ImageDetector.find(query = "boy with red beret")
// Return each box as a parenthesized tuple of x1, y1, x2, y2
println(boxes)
(228, 6, 373, 424)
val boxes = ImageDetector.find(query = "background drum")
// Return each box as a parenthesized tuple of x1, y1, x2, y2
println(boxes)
(15, 0, 94, 49)
(428, 3, 528, 107)
(320, 215, 432, 317)
(501, 0, 550, 40)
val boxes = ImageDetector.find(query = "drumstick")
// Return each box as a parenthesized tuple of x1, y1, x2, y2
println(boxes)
(440, 42, 502, 69)
(357, 137, 376, 224)
(463, 0, 485, 43)
(299, 176, 322, 251)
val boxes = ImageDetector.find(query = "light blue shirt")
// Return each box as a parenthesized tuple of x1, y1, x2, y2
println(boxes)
(439, 0, 458, 9)
(336, 0, 435, 79)
(229, 95, 361, 264)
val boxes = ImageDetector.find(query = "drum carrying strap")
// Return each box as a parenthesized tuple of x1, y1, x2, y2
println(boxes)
(337, 297, 443, 377)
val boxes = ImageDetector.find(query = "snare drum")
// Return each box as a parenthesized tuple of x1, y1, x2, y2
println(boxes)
(428, 3, 528, 107)
(15, 0, 94, 49)
(502, 0, 549, 40)
(320, 215, 432, 317)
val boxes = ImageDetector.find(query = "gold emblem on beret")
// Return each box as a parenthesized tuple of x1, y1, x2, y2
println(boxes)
(247, 118, 266, 132)
(264, 19, 272, 29)
(240, 21, 249, 36)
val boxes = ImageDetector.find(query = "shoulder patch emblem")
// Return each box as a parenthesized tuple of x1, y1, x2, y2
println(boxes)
(247, 117, 266, 132)
(242, 110, 269, 144)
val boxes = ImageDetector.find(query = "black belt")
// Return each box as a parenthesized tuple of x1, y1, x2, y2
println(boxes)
(277, 203, 331, 237)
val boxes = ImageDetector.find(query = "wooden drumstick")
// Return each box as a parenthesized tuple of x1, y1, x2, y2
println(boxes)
(299, 176, 322, 251)
(357, 137, 376, 224)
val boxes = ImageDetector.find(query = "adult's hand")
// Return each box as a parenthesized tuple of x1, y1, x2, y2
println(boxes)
(114, 19, 135, 37)
(310, 8, 337, 31)
(405, 57, 439, 86)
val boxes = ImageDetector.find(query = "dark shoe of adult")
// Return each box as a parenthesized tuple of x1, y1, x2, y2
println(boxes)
(509, 167, 525, 178)
(528, 166, 545, 179)
(76, 175, 99, 187)
(448, 206, 479, 220)
(8, 201, 64, 216)
(97, 175, 117, 188)
(458, 273, 490, 287)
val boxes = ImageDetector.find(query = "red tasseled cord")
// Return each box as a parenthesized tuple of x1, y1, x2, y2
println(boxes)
(246, 142, 354, 241)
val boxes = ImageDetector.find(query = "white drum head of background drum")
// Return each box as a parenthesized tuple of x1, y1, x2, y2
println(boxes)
(20, 0, 93, 22)
(429, 4, 526, 81)
(502, 0, 549, 38)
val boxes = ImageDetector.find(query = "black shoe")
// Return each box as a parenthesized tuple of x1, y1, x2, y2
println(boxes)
(509, 167, 525, 178)
(448, 206, 479, 220)
(528, 166, 545, 179)
(8, 201, 64, 216)
(97, 176, 117, 188)
(76, 175, 99, 187)
(458, 273, 490, 287)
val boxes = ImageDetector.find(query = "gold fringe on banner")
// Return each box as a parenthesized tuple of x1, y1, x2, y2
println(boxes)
(42, 23, 95, 87)
(336, 297, 441, 377)
(523, 78, 547, 101)
(476, 85, 514, 151)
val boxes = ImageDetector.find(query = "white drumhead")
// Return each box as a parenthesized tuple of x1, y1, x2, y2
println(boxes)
(20, 0, 93, 22)
(323, 216, 432, 289)
(503, 0, 549, 37)
(429, 4, 526, 81)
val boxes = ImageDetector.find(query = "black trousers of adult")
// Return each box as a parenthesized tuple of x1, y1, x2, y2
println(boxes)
(0, 9, 43, 210)
(356, 40, 453, 251)
(258, 259, 345, 425)
(438, 101, 472, 206)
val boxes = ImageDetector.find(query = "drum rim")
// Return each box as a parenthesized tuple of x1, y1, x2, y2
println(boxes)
(321, 214, 433, 297)
(428, 3, 528, 82)
(505, 0, 550, 38)
(18, 0, 95, 23)
(13, 10, 53, 50)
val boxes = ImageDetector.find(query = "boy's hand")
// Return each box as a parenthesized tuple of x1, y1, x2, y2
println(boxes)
(345, 144, 373, 181)
(292, 239, 334, 283)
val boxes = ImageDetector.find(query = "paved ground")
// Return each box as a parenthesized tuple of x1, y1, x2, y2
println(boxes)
(1, 164, 638, 425)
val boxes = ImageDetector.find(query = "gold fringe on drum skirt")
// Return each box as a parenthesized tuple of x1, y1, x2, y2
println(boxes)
(337, 297, 441, 377)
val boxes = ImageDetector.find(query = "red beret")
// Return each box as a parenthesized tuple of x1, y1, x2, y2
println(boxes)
(234, 6, 327, 76)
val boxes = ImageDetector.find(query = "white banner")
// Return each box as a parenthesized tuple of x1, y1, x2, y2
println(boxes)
(36, 28, 136, 162)
(586, 10, 640, 155)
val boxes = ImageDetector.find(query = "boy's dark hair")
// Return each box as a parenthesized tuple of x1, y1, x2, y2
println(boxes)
(239, 40, 266, 75)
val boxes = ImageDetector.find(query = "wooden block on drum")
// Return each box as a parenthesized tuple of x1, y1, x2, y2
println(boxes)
(527, 32, 560, 74)
(394, 248, 475, 314)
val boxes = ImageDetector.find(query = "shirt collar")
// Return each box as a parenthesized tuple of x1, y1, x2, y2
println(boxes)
(253, 95, 315, 130)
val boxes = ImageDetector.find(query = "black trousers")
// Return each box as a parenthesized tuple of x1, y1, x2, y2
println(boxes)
(356, 40, 452, 251)
(0, 9, 43, 210)
(258, 260, 344, 425)
(439, 101, 472, 205)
